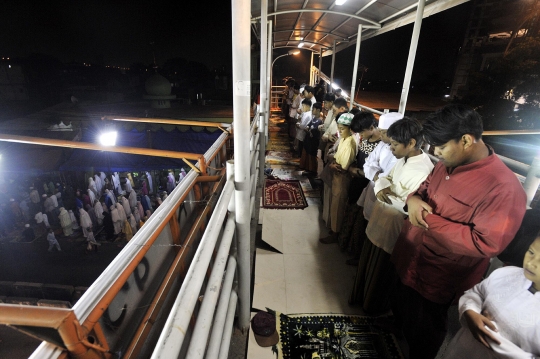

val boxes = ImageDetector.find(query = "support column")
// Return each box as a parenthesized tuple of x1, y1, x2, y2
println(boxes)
(258, 0, 268, 186)
(349, 25, 363, 111)
(330, 40, 336, 91)
(319, 48, 322, 78)
(309, 52, 314, 85)
(231, 0, 251, 331)
(266, 20, 273, 137)
(398, 0, 425, 114)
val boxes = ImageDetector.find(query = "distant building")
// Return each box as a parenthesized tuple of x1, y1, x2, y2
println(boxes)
(450, 0, 540, 99)
(0, 61, 29, 101)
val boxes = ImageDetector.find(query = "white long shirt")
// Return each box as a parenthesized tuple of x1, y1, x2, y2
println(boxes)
(322, 109, 334, 132)
(441, 266, 540, 359)
(363, 141, 397, 181)
(296, 111, 312, 141)
(373, 151, 434, 214)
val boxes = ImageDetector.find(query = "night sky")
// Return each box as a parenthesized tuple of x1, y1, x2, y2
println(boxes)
(1, 1, 470, 82)
(0, 1, 233, 69)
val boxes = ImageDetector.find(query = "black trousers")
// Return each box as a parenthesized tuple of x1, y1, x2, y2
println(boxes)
(390, 281, 451, 359)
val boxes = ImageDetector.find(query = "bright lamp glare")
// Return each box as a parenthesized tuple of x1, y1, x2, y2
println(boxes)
(288, 50, 300, 55)
(298, 42, 305, 48)
(99, 131, 117, 146)
(331, 83, 340, 89)
(336, 0, 347, 5)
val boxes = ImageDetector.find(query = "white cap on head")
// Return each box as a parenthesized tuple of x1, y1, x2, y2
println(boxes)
(42, 194, 47, 198)
(29, 187, 34, 190)
(9, 198, 14, 202)
(25, 224, 30, 228)
(379, 112, 404, 130)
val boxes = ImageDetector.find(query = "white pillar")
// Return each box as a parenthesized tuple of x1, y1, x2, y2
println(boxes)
(309, 51, 314, 85)
(266, 20, 273, 136)
(258, 0, 268, 186)
(231, 0, 251, 331)
(330, 40, 336, 90)
(398, 0, 425, 114)
(349, 25, 363, 111)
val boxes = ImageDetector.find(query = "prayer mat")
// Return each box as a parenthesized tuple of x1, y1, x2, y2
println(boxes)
(277, 314, 404, 359)
(263, 179, 308, 210)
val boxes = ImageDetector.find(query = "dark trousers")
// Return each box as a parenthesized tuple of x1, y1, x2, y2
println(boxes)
(390, 281, 450, 359)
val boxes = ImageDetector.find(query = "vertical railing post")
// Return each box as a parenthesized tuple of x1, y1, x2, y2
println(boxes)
(523, 156, 540, 207)
(330, 40, 336, 90)
(398, 0, 425, 114)
(349, 24, 363, 111)
(318, 48, 323, 78)
(231, 0, 251, 332)
(265, 20, 273, 138)
(258, 0, 268, 187)
(309, 51, 314, 85)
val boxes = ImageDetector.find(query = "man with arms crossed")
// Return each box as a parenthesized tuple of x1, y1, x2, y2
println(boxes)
(391, 104, 527, 359)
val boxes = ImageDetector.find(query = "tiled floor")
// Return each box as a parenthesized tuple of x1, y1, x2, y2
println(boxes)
(248, 192, 364, 358)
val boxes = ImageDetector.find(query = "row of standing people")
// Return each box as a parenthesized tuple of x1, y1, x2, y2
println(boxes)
(314, 102, 532, 358)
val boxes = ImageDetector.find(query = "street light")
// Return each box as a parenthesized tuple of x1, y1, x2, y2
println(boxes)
(99, 131, 117, 146)
(271, 49, 300, 68)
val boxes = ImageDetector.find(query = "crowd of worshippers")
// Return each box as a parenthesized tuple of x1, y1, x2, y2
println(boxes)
(4, 168, 190, 249)
(280, 85, 537, 359)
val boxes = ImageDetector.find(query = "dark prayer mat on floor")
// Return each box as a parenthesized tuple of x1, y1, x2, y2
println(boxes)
(263, 179, 308, 210)
(277, 314, 404, 359)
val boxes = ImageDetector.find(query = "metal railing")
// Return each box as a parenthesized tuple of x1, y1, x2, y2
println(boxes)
(270, 85, 286, 111)
(151, 111, 260, 358)
(20, 125, 239, 358)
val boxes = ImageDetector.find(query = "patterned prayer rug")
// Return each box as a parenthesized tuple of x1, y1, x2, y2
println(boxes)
(263, 179, 308, 210)
(277, 314, 404, 359)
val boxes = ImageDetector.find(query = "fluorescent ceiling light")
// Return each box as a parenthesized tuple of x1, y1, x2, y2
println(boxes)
(288, 50, 300, 55)
(298, 42, 305, 48)
(331, 83, 340, 89)
(99, 131, 117, 146)
(336, 0, 347, 5)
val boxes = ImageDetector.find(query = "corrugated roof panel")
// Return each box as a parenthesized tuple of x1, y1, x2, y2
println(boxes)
(252, 0, 470, 55)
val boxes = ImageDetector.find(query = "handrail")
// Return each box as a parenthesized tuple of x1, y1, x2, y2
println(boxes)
(102, 116, 232, 129)
(151, 180, 235, 358)
(28, 130, 230, 358)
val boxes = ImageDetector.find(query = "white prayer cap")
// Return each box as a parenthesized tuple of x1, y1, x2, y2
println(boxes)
(25, 224, 30, 228)
(56, 183, 60, 186)
(9, 198, 14, 201)
(379, 112, 403, 130)
(42, 194, 47, 198)
(29, 187, 34, 190)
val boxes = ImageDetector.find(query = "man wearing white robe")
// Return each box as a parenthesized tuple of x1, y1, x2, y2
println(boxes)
(110, 206, 121, 235)
(121, 196, 132, 217)
(94, 174, 102, 194)
(112, 172, 121, 194)
(58, 207, 73, 236)
(69, 210, 79, 230)
(128, 190, 137, 209)
(88, 177, 97, 196)
(87, 189, 95, 205)
(146, 171, 153, 194)
(94, 200, 104, 225)
(116, 203, 127, 232)
(79, 208, 92, 238)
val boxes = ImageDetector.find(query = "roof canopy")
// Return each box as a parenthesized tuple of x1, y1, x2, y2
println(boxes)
(251, 0, 469, 56)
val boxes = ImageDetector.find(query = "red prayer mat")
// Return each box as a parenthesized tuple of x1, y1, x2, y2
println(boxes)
(263, 179, 308, 210)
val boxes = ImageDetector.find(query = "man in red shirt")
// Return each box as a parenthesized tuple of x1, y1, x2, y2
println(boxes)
(391, 104, 527, 359)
